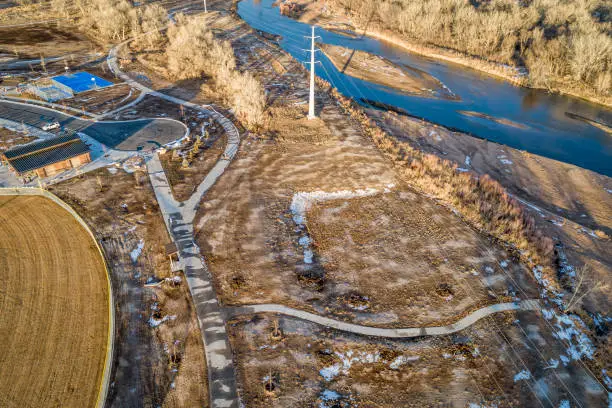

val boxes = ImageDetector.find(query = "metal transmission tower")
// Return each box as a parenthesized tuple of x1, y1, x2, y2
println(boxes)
(305, 25, 320, 119)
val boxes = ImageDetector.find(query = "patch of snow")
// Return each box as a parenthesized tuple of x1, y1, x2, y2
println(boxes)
(602, 369, 612, 389)
(130, 240, 145, 263)
(514, 369, 531, 382)
(319, 364, 341, 381)
(290, 187, 387, 225)
(500, 260, 508, 268)
(319, 349, 381, 381)
(148, 314, 176, 327)
(500, 159, 513, 165)
(464, 155, 471, 167)
(303, 248, 314, 264)
(320, 389, 340, 401)
(456, 167, 470, 172)
(559, 355, 570, 366)
(558, 400, 570, 408)
(545, 358, 559, 369)
(106, 166, 118, 174)
(389, 355, 419, 370)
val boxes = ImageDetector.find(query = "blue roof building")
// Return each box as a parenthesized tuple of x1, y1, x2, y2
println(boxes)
(51, 71, 113, 94)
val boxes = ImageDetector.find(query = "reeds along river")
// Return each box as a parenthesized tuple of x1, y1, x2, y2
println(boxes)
(238, 0, 612, 177)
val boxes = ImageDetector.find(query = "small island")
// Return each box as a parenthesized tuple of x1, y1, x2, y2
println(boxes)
(320, 43, 456, 99)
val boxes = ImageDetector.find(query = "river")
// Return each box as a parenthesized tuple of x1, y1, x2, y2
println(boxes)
(237, 0, 612, 177)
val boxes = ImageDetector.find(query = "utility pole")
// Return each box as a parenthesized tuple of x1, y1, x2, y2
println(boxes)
(305, 25, 320, 120)
(203, 0, 207, 12)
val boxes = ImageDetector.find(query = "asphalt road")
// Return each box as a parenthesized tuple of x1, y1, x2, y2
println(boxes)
(0, 100, 187, 151)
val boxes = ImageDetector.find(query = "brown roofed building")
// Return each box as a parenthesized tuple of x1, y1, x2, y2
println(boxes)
(1, 134, 91, 178)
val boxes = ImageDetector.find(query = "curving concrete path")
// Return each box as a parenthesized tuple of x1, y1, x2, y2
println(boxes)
(108, 41, 241, 407)
(226, 300, 541, 338)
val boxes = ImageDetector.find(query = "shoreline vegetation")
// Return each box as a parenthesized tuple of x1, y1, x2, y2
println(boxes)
(282, 0, 612, 108)
(316, 77, 558, 285)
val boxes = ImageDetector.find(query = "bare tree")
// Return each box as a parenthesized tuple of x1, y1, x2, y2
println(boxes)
(564, 265, 609, 313)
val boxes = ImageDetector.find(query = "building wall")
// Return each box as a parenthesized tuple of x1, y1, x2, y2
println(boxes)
(34, 152, 91, 178)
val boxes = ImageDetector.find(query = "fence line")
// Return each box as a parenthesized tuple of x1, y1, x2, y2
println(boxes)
(0, 187, 115, 408)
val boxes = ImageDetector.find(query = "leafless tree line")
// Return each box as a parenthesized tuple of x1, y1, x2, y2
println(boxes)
(165, 14, 265, 129)
(48, 0, 167, 46)
(329, 0, 611, 97)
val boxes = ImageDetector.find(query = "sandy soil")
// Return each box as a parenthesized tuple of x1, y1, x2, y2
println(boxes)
(0, 195, 109, 408)
(49, 168, 208, 408)
(228, 311, 608, 407)
(320, 43, 453, 99)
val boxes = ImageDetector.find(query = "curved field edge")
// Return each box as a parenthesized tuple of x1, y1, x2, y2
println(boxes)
(0, 188, 114, 408)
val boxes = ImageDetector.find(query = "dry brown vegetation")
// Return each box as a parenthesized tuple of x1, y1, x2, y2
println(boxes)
(0, 195, 109, 408)
(324, 80, 555, 279)
(165, 14, 266, 128)
(312, 0, 612, 102)
(49, 168, 208, 408)
(227, 312, 608, 407)
(48, 0, 167, 45)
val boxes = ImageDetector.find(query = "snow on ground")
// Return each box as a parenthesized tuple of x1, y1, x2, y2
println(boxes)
(290, 186, 394, 266)
(558, 400, 570, 408)
(497, 154, 513, 165)
(531, 263, 596, 365)
(464, 155, 472, 167)
(148, 314, 176, 327)
(389, 355, 419, 370)
(513, 369, 531, 382)
(319, 349, 381, 381)
(130, 239, 145, 263)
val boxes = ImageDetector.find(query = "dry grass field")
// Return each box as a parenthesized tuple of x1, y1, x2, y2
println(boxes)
(0, 195, 109, 408)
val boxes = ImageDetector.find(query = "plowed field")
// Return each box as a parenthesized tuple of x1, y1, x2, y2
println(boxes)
(0, 195, 109, 408)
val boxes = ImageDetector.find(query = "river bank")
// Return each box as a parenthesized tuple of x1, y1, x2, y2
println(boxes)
(284, 0, 612, 109)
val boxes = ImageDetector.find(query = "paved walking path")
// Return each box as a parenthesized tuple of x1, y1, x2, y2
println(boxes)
(226, 300, 541, 338)
(109, 38, 241, 406)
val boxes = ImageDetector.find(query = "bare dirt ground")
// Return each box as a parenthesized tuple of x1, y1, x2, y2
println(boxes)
(0, 23, 95, 59)
(59, 83, 141, 115)
(160, 133, 227, 201)
(306, 187, 539, 327)
(0, 195, 109, 408)
(0, 126, 36, 151)
(320, 43, 453, 99)
(49, 168, 208, 408)
(227, 311, 608, 407)
(369, 110, 612, 310)
(193, 9, 535, 329)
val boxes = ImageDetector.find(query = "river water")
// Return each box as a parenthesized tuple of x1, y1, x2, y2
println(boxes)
(238, 0, 612, 177)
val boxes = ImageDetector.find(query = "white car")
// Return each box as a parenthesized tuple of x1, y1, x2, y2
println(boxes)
(42, 121, 60, 131)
